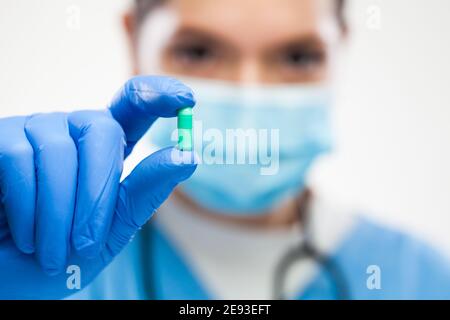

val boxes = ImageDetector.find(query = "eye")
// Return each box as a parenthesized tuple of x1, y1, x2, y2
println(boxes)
(172, 44, 215, 64)
(281, 48, 325, 69)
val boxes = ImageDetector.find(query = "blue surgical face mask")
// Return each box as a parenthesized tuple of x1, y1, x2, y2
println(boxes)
(149, 77, 333, 215)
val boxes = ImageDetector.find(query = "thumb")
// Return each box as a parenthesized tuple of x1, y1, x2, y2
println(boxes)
(105, 147, 197, 256)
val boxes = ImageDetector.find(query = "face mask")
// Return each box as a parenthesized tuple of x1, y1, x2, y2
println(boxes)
(149, 77, 333, 215)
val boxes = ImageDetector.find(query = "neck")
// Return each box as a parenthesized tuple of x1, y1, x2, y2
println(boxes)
(172, 189, 311, 231)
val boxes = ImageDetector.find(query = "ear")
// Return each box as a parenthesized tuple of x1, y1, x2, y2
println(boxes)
(340, 18, 349, 40)
(339, 23, 349, 45)
(123, 10, 139, 75)
(123, 10, 135, 37)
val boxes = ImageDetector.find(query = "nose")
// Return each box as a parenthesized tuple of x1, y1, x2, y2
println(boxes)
(236, 59, 262, 84)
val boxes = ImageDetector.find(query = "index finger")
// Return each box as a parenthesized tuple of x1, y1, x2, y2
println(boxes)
(108, 76, 196, 156)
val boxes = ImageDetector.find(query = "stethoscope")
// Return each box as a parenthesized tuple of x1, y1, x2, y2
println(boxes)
(272, 190, 351, 300)
(140, 190, 350, 300)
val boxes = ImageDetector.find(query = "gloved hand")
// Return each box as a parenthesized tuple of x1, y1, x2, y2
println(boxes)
(0, 76, 197, 299)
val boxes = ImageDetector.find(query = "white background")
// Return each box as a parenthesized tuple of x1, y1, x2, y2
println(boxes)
(1, 1, 450, 253)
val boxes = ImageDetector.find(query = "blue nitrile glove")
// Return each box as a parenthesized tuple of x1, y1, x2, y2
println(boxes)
(0, 76, 197, 299)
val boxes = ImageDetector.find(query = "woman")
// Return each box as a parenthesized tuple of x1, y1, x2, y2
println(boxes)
(0, 0, 449, 300)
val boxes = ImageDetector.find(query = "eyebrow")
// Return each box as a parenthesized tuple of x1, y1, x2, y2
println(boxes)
(166, 26, 239, 51)
(166, 25, 327, 52)
(269, 34, 327, 51)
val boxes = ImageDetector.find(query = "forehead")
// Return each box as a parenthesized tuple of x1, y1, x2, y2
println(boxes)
(161, 0, 337, 46)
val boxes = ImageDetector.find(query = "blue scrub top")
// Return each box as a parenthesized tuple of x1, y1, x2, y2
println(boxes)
(69, 216, 450, 300)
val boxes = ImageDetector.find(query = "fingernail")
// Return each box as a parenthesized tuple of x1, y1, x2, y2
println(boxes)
(19, 244, 35, 254)
(73, 237, 101, 259)
(43, 266, 63, 276)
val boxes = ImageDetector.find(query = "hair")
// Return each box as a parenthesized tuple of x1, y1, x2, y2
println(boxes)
(135, 0, 347, 30)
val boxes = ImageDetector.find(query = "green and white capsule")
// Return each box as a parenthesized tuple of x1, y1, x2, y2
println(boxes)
(177, 107, 193, 151)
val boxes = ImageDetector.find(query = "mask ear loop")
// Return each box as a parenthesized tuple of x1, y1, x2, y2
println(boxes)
(272, 189, 351, 300)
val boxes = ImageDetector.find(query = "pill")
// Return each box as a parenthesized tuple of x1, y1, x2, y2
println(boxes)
(177, 107, 193, 151)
